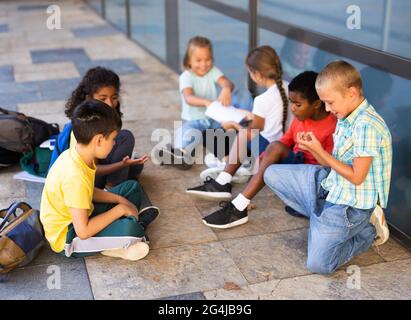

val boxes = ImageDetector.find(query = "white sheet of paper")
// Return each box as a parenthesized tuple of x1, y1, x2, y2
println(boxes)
(39, 139, 55, 150)
(13, 171, 46, 184)
(205, 101, 248, 123)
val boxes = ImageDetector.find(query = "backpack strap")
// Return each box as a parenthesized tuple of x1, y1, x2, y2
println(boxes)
(47, 122, 72, 172)
(0, 202, 32, 231)
(0, 107, 29, 122)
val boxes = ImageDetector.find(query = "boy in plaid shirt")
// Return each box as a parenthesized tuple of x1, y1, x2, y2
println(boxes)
(264, 61, 392, 274)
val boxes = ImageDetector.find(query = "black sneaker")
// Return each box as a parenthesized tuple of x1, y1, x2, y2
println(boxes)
(284, 206, 307, 218)
(186, 176, 232, 200)
(203, 201, 248, 229)
(159, 144, 193, 170)
(138, 206, 160, 230)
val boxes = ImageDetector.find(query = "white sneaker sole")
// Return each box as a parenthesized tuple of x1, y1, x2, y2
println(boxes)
(199, 167, 251, 184)
(139, 206, 160, 216)
(101, 241, 149, 261)
(204, 153, 226, 169)
(370, 205, 389, 246)
(186, 190, 232, 200)
(202, 216, 249, 229)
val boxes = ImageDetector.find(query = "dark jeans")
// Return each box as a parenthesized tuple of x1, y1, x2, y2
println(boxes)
(95, 129, 144, 188)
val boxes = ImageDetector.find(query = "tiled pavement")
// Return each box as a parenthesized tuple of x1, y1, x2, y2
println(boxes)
(0, 0, 410, 300)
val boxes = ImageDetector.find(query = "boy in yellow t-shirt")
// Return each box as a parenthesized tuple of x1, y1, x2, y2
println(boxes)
(40, 100, 159, 261)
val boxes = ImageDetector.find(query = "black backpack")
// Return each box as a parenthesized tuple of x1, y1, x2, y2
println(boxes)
(0, 146, 22, 167)
(0, 107, 59, 154)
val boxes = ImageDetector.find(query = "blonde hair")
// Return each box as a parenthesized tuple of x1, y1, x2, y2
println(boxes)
(316, 60, 363, 95)
(246, 45, 288, 133)
(183, 36, 213, 69)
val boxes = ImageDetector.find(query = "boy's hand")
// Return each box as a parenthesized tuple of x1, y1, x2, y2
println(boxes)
(297, 132, 323, 154)
(116, 195, 134, 207)
(122, 154, 149, 166)
(218, 88, 232, 106)
(115, 195, 139, 217)
(117, 203, 139, 218)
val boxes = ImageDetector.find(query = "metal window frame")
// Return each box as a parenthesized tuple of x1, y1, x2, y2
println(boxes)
(248, 0, 258, 96)
(125, 0, 131, 38)
(101, 0, 105, 19)
(165, 0, 180, 72)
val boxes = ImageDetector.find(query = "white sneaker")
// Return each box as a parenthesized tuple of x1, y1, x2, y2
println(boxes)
(101, 241, 149, 261)
(199, 166, 252, 184)
(204, 153, 226, 168)
(370, 205, 389, 246)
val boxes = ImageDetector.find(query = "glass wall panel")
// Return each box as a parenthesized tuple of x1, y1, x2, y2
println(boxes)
(88, 0, 102, 14)
(130, 0, 166, 61)
(259, 0, 411, 60)
(106, 0, 127, 33)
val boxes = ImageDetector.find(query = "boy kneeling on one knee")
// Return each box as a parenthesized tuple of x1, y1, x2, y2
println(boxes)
(264, 61, 392, 274)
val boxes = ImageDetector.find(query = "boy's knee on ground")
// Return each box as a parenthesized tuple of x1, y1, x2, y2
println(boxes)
(306, 254, 339, 275)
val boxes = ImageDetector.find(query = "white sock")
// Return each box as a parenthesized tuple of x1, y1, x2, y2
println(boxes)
(232, 193, 250, 211)
(215, 171, 233, 185)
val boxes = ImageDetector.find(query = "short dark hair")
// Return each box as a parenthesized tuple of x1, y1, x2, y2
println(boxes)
(72, 99, 122, 145)
(289, 71, 322, 105)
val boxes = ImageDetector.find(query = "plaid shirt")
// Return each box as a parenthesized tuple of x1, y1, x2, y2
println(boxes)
(321, 99, 392, 209)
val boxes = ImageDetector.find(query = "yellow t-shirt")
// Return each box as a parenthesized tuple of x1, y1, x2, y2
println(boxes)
(40, 147, 96, 253)
(70, 130, 77, 149)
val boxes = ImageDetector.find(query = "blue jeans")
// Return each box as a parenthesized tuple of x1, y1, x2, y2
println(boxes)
(174, 119, 220, 150)
(263, 164, 376, 274)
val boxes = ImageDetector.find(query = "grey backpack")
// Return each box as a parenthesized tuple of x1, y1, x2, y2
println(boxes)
(0, 107, 59, 154)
